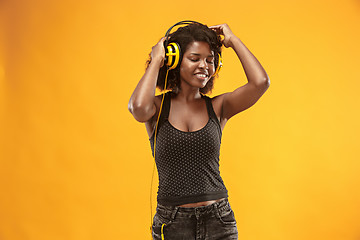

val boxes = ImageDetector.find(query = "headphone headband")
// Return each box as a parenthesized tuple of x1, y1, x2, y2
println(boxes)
(163, 20, 222, 75)
(164, 20, 203, 45)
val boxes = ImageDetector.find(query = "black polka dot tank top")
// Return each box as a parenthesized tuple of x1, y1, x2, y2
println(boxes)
(149, 91, 228, 206)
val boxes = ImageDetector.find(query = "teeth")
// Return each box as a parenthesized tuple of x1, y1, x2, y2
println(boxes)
(196, 74, 207, 78)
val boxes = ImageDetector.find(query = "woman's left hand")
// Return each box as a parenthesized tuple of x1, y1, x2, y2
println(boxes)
(209, 23, 236, 48)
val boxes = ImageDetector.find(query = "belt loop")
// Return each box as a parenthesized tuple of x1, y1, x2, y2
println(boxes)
(213, 203, 221, 218)
(214, 199, 222, 209)
(170, 206, 179, 220)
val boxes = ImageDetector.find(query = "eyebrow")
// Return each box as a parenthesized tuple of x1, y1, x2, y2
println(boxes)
(189, 53, 214, 57)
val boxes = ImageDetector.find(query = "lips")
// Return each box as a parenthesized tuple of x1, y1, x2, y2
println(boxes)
(194, 72, 209, 80)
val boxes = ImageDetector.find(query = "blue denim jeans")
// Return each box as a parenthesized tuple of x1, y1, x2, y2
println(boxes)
(152, 198, 238, 240)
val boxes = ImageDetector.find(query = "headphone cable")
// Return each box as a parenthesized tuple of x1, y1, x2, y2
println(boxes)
(150, 68, 169, 237)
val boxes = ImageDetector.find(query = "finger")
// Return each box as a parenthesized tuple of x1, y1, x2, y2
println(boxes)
(209, 24, 222, 28)
(157, 37, 166, 46)
(209, 27, 221, 34)
(210, 25, 224, 33)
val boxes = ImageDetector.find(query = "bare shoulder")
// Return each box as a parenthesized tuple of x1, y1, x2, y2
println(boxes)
(209, 93, 230, 117)
(208, 93, 231, 129)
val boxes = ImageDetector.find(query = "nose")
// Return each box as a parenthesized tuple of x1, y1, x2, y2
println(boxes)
(198, 59, 209, 69)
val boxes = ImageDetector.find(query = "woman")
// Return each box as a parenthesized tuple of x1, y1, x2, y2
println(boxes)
(128, 22, 270, 240)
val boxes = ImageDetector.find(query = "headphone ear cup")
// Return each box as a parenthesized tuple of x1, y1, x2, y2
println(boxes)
(213, 53, 223, 77)
(165, 42, 181, 70)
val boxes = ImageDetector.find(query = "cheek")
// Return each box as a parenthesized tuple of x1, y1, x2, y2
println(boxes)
(180, 64, 193, 76)
(179, 66, 186, 76)
(179, 67, 189, 80)
(210, 65, 216, 74)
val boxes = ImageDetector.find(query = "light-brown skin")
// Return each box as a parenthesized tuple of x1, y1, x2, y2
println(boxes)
(128, 23, 270, 208)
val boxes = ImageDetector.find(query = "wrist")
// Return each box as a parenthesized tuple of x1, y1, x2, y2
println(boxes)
(228, 35, 239, 48)
(150, 56, 164, 67)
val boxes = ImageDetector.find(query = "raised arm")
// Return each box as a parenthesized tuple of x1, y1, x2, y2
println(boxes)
(128, 37, 165, 122)
(209, 24, 270, 121)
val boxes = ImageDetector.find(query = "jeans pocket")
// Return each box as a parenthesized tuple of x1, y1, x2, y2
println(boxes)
(154, 211, 172, 224)
(216, 208, 237, 225)
(152, 211, 173, 236)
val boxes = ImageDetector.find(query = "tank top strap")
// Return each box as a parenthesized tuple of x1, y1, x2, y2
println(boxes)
(151, 91, 172, 141)
(202, 94, 218, 120)
(202, 94, 222, 135)
(157, 91, 172, 125)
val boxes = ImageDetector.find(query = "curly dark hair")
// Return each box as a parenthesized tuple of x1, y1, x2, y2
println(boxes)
(146, 22, 223, 94)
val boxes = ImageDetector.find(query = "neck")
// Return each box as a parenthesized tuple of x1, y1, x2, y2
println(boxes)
(175, 87, 202, 102)
(173, 78, 205, 102)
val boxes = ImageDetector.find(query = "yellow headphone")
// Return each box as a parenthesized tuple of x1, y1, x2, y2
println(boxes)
(164, 20, 223, 75)
(149, 20, 223, 239)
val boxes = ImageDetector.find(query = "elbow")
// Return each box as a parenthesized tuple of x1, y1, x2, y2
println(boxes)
(254, 77, 270, 90)
(264, 77, 270, 90)
(128, 100, 154, 123)
(128, 100, 135, 114)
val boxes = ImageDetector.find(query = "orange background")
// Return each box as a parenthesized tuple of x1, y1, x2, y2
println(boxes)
(1, 0, 360, 239)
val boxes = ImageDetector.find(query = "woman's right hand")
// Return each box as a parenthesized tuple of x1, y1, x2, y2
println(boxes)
(150, 37, 166, 67)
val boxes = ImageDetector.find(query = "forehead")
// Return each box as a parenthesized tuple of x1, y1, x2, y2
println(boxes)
(184, 41, 213, 55)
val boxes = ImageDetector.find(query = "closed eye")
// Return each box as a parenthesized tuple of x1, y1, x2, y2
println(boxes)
(189, 58, 214, 64)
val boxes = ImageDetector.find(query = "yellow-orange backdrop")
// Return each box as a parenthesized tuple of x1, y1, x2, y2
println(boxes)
(1, 0, 359, 239)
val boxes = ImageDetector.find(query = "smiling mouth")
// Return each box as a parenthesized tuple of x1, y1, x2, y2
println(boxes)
(194, 73, 208, 80)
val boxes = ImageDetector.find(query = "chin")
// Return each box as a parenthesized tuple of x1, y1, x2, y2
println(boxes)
(200, 80, 209, 88)
(193, 83, 205, 89)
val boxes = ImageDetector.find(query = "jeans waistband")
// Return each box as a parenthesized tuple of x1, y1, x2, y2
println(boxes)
(156, 198, 230, 220)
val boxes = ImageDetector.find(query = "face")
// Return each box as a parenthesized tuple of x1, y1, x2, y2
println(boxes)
(179, 41, 215, 89)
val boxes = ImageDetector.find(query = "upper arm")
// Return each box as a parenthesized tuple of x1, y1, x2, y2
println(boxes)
(128, 95, 163, 123)
(219, 80, 270, 121)
(144, 95, 164, 137)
